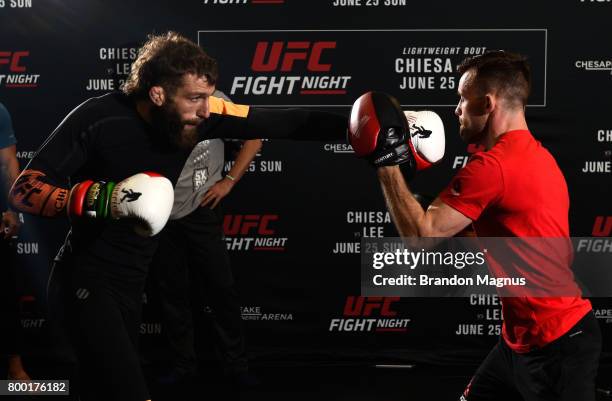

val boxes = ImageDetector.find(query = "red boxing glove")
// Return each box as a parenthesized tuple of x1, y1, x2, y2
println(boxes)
(348, 91, 445, 178)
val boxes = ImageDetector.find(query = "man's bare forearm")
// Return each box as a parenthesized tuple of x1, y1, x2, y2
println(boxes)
(1, 145, 20, 204)
(1, 163, 13, 200)
(377, 166, 428, 237)
(227, 139, 262, 183)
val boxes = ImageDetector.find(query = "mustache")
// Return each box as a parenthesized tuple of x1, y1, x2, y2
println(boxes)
(183, 118, 203, 126)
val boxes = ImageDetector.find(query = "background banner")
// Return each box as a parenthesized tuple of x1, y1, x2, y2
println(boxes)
(1, 0, 610, 367)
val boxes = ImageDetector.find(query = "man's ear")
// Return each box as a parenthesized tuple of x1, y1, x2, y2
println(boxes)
(484, 93, 496, 114)
(149, 86, 165, 106)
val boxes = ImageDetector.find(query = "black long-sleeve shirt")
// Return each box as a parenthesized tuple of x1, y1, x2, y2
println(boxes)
(28, 92, 346, 278)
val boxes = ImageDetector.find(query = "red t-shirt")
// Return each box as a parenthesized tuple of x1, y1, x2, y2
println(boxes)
(440, 130, 591, 352)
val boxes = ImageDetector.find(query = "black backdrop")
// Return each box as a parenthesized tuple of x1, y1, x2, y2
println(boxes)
(1, 0, 611, 368)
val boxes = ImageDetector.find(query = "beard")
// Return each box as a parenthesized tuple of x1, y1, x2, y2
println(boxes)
(151, 100, 200, 150)
(459, 116, 488, 144)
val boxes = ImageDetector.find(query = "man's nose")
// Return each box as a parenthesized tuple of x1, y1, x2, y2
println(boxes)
(197, 101, 210, 119)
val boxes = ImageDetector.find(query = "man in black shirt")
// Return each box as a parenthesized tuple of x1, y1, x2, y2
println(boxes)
(9, 32, 346, 401)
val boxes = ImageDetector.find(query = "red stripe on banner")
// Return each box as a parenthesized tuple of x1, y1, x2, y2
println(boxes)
(254, 247, 285, 251)
(5, 84, 38, 88)
(375, 328, 407, 333)
(300, 90, 347, 95)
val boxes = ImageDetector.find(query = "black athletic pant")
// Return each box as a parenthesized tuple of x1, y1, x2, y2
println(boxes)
(152, 206, 247, 376)
(48, 251, 150, 401)
(461, 311, 601, 401)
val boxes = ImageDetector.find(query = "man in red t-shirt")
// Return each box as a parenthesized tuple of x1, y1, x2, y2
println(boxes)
(375, 51, 601, 400)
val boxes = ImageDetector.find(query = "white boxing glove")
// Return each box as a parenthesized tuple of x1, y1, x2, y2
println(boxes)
(403, 110, 446, 171)
(109, 172, 174, 237)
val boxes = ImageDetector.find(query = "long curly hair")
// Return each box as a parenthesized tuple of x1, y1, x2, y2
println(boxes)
(121, 31, 218, 99)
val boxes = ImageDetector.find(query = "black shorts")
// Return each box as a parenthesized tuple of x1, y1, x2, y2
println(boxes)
(461, 311, 601, 401)
(48, 253, 149, 401)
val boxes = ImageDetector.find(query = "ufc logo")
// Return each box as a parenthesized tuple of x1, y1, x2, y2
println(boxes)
(223, 214, 278, 235)
(251, 41, 336, 72)
(592, 216, 612, 237)
(343, 296, 399, 317)
(0, 51, 29, 72)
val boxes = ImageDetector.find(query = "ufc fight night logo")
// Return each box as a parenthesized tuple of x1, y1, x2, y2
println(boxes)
(573, 218, 612, 255)
(223, 214, 288, 251)
(230, 40, 351, 96)
(592, 216, 612, 237)
(328, 296, 410, 332)
(18, 295, 45, 329)
(0, 51, 40, 88)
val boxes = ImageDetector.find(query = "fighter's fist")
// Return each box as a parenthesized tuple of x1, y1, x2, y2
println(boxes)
(67, 172, 174, 236)
(1, 210, 21, 239)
